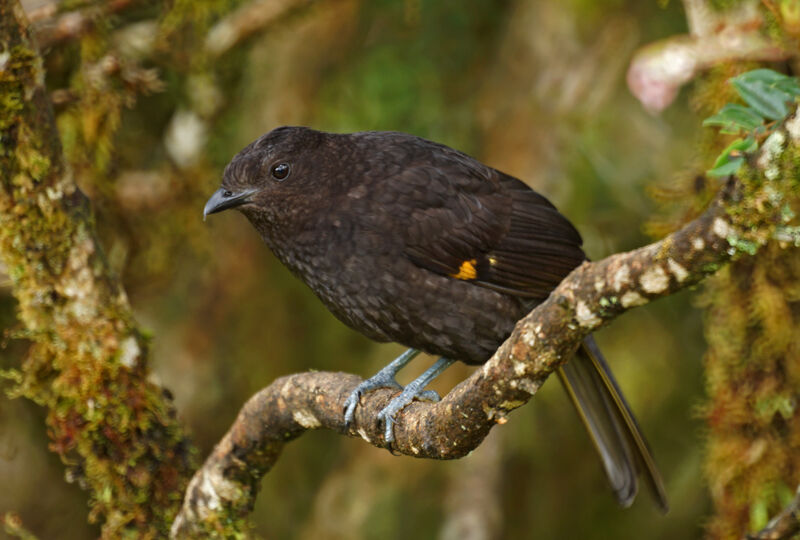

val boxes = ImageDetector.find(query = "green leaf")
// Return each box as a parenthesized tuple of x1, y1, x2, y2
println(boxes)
(703, 104, 765, 134)
(707, 137, 758, 177)
(775, 78, 800, 97)
(731, 69, 800, 121)
(733, 79, 790, 120)
(734, 69, 800, 96)
(736, 69, 800, 98)
(734, 68, 792, 86)
(707, 156, 745, 177)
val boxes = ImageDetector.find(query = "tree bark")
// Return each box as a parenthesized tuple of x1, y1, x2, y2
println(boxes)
(0, 1, 196, 537)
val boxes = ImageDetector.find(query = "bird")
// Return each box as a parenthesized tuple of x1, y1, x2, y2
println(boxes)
(203, 126, 668, 511)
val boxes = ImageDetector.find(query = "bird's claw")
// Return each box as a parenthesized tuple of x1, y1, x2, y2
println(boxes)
(377, 386, 441, 444)
(343, 377, 402, 429)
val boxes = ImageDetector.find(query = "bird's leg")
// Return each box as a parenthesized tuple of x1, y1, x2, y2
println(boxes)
(377, 357, 455, 444)
(343, 348, 422, 427)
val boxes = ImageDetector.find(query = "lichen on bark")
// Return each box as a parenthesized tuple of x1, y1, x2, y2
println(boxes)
(0, 1, 197, 537)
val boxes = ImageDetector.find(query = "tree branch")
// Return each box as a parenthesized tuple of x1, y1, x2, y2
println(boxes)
(171, 112, 799, 537)
(28, 0, 138, 49)
(204, 0, 315, 56)
(626, 0, 787, 112)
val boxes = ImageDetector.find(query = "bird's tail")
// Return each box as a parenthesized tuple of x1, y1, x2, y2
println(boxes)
(557, 335, 669, 512)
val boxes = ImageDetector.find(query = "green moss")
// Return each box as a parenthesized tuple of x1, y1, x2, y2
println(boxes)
(726, 234, 759, 255)
(0, 7, 199, 538)
(650, 54, 800, 537)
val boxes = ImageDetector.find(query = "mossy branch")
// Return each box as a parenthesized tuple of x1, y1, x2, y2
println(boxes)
(171, 113, 800, 537)
(0, 1, 196, 537)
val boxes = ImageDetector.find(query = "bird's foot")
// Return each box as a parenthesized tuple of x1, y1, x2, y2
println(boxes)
(377, 357, 455, 444)
(343, 352, 454, 446)
(343, 374, 402, 428)
(343, 348, 422, 428)
(377, 383, 441, 444)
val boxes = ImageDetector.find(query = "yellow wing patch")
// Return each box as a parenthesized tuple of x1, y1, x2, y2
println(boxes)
(451, 259, 478, 280)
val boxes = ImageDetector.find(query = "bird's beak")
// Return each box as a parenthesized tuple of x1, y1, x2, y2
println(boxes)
(203, 187, 258, 221)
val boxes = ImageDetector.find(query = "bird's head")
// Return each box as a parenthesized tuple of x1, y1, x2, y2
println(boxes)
(203, 126, 328, 224)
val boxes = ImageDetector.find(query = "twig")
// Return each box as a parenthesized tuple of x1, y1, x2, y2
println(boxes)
(1, 512, 39, 540)
(204, 0, 314, 56)
(30, 0, 137, 49)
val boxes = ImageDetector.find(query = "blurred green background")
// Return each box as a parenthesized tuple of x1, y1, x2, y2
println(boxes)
(1, 0, 711, 538)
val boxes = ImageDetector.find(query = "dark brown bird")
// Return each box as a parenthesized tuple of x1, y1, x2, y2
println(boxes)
(204, 126, 668, 511)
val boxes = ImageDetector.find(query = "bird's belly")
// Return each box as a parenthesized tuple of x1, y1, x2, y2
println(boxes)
(298, 254, 527, 364)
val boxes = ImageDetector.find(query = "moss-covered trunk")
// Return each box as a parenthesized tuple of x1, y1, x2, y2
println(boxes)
(0, 1, 197, 536)
(672, 59, 800, 539)
(703, 246, 800, 538)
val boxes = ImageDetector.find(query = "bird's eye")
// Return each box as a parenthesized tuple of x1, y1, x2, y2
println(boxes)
(271, 163, 290, 181)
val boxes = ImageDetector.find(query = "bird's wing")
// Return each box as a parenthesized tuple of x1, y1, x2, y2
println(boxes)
(400, 166, 586, 300)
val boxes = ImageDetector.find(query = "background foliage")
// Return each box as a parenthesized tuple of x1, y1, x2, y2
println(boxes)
(0, 0, 748, 537)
